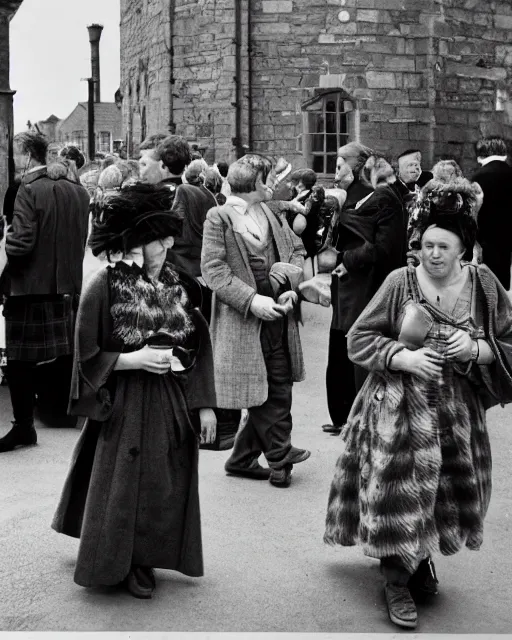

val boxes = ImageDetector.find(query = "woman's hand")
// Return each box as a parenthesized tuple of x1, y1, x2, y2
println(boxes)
(288, 199, 306, 215)
(390, 347, 444, 382)
(199, 408, 217, 445)
(117, 345, 174, 374)
(332, 262, 348, 279)
(250, 294, 285, 321)
(444, 329, 473, 362)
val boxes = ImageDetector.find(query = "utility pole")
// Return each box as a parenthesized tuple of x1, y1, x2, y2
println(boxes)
(86, 78, 95, 161)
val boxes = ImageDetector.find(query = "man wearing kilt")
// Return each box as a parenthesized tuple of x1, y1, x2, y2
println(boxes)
(0, 132, 90, 452)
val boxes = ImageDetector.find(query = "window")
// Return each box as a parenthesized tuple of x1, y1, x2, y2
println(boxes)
(97, 131, 111, 154)
(71, 130, 85, 151)
(302, 91, 356, 176)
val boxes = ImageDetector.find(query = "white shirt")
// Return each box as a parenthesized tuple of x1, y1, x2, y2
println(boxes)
(478, 155, 508, 166)
(225, 195, 249, 214)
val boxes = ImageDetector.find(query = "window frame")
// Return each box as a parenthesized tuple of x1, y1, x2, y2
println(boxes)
(301, 89, 357, 178)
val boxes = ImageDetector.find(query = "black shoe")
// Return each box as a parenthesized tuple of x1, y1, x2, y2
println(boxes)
(269, 463, 293, 488)
(225, 460, 271, 480)
(274, 446, 310, 468)
(322, 423, 342, 434)
(408, 558, 439, 599)
(0, 422, 37, 453)
(125, 568, 153, 599)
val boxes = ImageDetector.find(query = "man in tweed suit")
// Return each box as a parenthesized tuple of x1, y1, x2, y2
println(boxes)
(0, 132, 90, 452)
(201, 154, 311, 487)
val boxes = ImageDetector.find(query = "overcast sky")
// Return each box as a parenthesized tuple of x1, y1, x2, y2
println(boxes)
(10, 0, 120, 133)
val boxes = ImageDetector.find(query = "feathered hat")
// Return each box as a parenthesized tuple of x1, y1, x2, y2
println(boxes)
(409, 178, 478, 251)
(89, 183, 183, 258)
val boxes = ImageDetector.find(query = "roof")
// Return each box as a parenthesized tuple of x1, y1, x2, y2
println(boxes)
(57, 102, 122, 137)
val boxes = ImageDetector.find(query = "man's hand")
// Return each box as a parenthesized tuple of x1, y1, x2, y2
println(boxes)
(250, 294, 285, 321)
(276, 291, 298, 315)
(199, 408, 217, 445)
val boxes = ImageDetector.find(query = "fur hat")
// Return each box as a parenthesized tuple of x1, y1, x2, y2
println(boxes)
(89, 183, 183, 257)
(411, 178, 478, 250)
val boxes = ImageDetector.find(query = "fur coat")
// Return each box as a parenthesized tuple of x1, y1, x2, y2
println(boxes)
(324, 264, 512, 574)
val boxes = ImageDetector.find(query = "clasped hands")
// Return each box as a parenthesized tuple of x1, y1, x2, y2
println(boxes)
(250, 291, 298, 321)
(393, 329, 476, 382)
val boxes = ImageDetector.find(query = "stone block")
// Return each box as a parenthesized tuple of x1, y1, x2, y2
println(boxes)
(319, 74, 347, 88)
(446, 62, 507, 82)
(253, 22, 291, 35)
(494, 14, 512, 30)
(382, 56, 416, 72)
(366, 71, 397, 89)
(262, 0, 293, 11)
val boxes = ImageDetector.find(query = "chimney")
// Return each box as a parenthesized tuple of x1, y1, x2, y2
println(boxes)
(87, 23, 103, 103)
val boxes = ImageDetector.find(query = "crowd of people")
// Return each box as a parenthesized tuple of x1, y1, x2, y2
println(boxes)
(1, 129, 512, 629)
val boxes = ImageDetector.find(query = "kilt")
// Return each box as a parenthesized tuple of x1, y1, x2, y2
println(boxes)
(4, 294, 75, 362)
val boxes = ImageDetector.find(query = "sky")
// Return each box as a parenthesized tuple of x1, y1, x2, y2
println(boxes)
(10, 0, 121, 133)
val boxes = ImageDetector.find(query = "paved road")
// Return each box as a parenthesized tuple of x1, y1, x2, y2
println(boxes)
(1, 259, 511, 632)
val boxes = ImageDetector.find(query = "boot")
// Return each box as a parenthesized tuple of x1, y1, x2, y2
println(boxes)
(0, 422, 37, 453)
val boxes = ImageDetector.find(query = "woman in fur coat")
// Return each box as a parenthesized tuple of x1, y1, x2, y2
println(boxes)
(324, 178, 512, 629)
(52, 184, 217, 599)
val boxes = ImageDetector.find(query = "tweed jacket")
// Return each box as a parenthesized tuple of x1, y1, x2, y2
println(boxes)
(201, 201, 306, 409)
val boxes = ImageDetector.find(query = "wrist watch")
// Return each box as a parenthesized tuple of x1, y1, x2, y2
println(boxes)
(470, 340, 479, 362)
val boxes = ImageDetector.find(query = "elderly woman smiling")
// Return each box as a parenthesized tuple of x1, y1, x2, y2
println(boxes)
(324, 179, 512, 629)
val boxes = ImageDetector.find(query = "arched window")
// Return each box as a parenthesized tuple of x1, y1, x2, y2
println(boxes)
(302, 90, 357, 176)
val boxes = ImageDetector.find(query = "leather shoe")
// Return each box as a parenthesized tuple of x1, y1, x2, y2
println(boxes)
(384, 583, 418, 629)
(225, 461, 271, 480)
(0, 423, 37, 453)
(321, 423, 342, 434)
(125, 568, 152, 599)
(269, 463, 293, 488)
(273, 446, 310, 468)
(408, 558, 438, 599)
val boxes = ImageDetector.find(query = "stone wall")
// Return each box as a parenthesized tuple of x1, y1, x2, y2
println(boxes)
(120, 0, 512, 174)
(0, 0, 23, 206)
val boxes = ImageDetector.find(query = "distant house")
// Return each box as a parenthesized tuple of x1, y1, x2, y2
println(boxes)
(57, 102, 123, 158)
(32, 114, 61, 141)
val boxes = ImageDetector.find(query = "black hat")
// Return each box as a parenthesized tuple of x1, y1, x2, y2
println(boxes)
(89, 183, 183, 257)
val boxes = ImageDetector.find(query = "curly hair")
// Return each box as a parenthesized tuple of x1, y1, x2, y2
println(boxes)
(89, 183, 182, 258)
(409, 178, 478, 251)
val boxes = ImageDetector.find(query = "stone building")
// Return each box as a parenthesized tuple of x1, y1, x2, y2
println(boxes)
(120, 0, 512, 176)
(0, 0, 23, 205)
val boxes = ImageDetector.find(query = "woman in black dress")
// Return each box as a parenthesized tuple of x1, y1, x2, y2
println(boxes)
(52, 184, 217, 599)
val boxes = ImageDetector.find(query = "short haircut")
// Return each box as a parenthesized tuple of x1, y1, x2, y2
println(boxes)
(289, 169, 303, 184)
(227, 154, 273, 194)
(299, 169, 317, 190)
(397, 148, 422, 162)
(203, 167, 222, 194)
(140, 133, 169, 152)
(60, 145, 85, 170)
(216, 161, 229, 178)
(474, 136, 507, 159)
(155, 135, 192, 175)
(13, 131, 48, 165)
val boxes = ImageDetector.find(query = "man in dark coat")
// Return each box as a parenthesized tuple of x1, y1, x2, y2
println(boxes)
(0, 132, 90, 452)
(471, 136, 512, 290)
(324, 155, 407, 434)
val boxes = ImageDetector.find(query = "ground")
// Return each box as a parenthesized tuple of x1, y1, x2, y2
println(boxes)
(0, 252, 511, 633)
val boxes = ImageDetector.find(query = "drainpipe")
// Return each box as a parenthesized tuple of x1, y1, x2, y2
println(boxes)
(247, 0, 253, 151)
(233, 0, 243, 158)
(168, 0, 176, 133)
